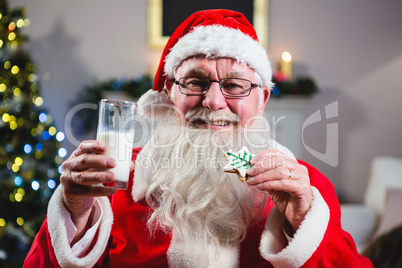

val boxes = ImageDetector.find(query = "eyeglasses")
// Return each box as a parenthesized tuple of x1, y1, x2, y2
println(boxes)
(174, 77, 261, 97)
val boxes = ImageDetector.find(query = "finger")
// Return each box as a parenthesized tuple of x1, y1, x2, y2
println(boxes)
(255, 178, 292, 192)
(248, 166, 311, 196)
(63, 154, 116, 172)
(64, 182, 117, 197)
(247, 167, 291, 185)
(61, 170, 115, 186)
(72, 140, 107, 157)
(251, 149, 288, 164)
(255, 178, 309, 198)
(255, 180, 313, 208)
(248, 151, 297, 176)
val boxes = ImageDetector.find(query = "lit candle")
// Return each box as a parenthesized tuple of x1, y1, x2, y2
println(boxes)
(280, 51, 293, 80)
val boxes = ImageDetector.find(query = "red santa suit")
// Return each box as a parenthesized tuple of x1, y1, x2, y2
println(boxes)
(24, 9, 372, 267)
(24, 148, 371, 267)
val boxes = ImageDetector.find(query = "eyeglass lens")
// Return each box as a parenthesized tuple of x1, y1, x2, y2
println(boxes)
(178, 77, 252, 96)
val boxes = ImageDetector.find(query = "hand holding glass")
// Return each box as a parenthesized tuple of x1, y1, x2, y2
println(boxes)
(96, 99, 136, 189)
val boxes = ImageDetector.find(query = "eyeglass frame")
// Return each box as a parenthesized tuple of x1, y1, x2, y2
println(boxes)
(173, 76, 261, 98)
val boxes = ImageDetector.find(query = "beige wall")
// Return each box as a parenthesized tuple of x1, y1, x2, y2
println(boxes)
(10, 0, 402, 202)
(268, 0, 402, 202)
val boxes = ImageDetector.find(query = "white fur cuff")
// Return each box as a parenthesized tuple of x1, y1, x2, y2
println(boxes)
(47, 186, 114, 268)
(259, 187, 330, 268)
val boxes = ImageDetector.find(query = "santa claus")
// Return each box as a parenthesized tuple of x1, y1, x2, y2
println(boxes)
(24, 9, 372, 268)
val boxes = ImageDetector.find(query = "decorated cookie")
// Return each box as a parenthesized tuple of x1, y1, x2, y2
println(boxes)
(223, 146, 255, 182)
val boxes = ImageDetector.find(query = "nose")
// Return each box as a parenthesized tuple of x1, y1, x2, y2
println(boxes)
(201, 82, 228, 111)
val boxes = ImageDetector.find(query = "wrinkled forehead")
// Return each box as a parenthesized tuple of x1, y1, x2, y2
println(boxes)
(173, 55, 255, 78)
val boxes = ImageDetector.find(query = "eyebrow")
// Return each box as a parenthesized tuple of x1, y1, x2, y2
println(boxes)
(225, 71, 246, 78)
(183, 69, 247, 79)
(183, 68, 209, 77)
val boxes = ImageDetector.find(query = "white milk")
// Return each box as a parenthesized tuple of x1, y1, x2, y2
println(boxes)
(97, 131, 134, 183)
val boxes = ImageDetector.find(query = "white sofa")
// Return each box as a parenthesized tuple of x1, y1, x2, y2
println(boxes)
(340, 156, 402, 252)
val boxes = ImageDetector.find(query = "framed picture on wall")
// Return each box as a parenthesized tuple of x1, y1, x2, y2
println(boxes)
(147, 0, 269, 48)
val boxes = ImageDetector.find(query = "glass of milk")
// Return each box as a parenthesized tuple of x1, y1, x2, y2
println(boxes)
(96, 99, 136, 189)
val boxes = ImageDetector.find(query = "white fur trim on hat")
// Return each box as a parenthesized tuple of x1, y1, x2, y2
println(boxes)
(137, 89, 175, 119)
(259, 187, 330, 268)
(164, 25, 273, 89)
(47, 186, 113, 268)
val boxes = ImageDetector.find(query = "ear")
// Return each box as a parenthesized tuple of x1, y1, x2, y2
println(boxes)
(165, 79, 174, 94)
(257, 86, 270, 114)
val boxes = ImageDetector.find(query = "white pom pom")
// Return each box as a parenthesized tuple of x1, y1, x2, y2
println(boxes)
(137, 90, 175, 119)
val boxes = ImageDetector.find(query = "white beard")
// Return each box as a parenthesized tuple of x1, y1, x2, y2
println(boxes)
(134, 108, 272, 266)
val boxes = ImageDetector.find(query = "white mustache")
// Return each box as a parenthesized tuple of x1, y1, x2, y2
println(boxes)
(185, 107, 240, 125)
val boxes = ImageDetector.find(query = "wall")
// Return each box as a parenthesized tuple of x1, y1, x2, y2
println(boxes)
(10, 0, 402, 202)
(268, 0, 402, 202)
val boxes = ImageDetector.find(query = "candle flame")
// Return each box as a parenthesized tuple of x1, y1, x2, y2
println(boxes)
(282, 51, 292, 63)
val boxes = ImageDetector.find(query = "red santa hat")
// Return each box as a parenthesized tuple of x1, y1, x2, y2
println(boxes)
(138, 9, 273, 118)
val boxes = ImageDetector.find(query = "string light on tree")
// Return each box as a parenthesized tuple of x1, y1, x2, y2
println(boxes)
(56, 131, 65, 142)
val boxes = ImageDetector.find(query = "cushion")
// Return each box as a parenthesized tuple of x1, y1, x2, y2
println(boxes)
(364, 156, 402, 215)
(373, 188, 402, 239)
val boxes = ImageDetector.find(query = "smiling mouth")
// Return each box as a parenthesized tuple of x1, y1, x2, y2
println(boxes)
(185, 108, 240, 128)
(192, 118, 233, 127)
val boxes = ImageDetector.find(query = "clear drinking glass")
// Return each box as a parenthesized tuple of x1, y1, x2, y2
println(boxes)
(96, 99, 136, 189)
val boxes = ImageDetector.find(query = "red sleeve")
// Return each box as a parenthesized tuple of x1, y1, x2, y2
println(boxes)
(298, 160, 373, 267)
(23, 218, 61, 268)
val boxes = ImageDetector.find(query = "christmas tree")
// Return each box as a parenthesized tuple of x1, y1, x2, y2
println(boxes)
(0, 0, 66, 265)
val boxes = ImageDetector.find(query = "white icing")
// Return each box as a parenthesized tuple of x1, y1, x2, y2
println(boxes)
(224, 146, 255, 179)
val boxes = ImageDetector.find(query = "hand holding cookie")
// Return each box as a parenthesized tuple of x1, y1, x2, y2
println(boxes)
(245, 149, 313, 231)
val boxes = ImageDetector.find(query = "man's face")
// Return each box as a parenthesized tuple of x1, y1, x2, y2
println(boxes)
(166, 57, 270, 130)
